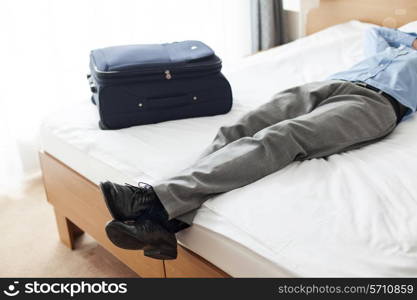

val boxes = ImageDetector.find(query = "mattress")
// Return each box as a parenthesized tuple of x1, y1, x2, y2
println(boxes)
(40, 21, 417, 277)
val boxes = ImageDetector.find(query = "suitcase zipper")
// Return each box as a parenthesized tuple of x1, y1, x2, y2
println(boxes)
(92, 58, 222, 80)
(164, 70, 172, 80)
(92, 61, 222, 84)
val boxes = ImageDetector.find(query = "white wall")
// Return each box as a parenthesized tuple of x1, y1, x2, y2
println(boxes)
(283, 0, 321, 40)
(0, 0, 252, 186)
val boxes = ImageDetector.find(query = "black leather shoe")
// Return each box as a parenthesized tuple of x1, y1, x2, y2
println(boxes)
(165, 218, 190, 233)
(99, 181, 162, 221)
(105, 218, 177, 260)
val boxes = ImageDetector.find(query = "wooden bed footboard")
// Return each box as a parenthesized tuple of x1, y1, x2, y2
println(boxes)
(39, 152, 229, 278)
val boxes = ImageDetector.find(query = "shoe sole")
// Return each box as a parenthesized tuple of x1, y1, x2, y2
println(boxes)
(106, 221, 178, 260)
(99, 182, 125, 221)
(105, 220, 146, 250)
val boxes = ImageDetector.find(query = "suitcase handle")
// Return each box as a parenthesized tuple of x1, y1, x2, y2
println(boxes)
(146, 94, 196, 110)
(87, 74, 97, 93)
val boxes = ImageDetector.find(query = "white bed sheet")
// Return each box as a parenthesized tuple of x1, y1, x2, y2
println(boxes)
(40, 21, 417, 277)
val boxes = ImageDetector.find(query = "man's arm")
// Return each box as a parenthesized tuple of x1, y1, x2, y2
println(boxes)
(364, 26, 417, 57)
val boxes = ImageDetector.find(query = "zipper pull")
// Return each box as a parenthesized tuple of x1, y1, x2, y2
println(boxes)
(164, 70, 172, 80)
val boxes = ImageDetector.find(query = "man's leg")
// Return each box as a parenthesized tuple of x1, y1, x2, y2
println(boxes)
(154, 82, 397, 224)
(168, 80, 345, 223)
(199, 81, 347, 158)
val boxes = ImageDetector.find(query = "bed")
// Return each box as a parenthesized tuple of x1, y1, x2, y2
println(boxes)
(40, 0, 417, 277)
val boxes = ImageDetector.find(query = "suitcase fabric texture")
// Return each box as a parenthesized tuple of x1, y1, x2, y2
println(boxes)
(88, 41, 233, 129)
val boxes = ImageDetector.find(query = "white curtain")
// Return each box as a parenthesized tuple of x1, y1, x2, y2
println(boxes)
(0, 0, 252, 196)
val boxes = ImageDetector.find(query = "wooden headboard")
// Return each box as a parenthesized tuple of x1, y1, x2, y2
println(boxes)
(307, 0, 417, 34)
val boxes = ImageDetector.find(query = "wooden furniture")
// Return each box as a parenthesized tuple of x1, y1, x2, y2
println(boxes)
(40, 152, 229, 278)
(307, 0, 417, 34)
(40, 0, 417, 277)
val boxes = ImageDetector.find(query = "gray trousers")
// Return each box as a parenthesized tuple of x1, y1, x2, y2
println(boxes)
(153, 80, 398, 225)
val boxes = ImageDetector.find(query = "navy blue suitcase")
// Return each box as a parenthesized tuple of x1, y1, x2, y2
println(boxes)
(88, 41, 233, 129)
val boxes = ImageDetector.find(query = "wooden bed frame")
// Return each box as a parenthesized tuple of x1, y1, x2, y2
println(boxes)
(307, 0, 417, 34)
(40, 152, 229, 278)
(39, 0, 417, 278)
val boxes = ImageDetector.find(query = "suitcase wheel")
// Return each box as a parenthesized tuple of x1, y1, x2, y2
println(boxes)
(98, 120, 110, 130)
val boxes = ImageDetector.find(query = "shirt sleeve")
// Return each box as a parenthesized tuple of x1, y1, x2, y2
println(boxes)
(364, 27, 417, 57)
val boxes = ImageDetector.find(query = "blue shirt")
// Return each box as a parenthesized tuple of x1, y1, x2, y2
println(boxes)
(329, 27, 417, 120)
